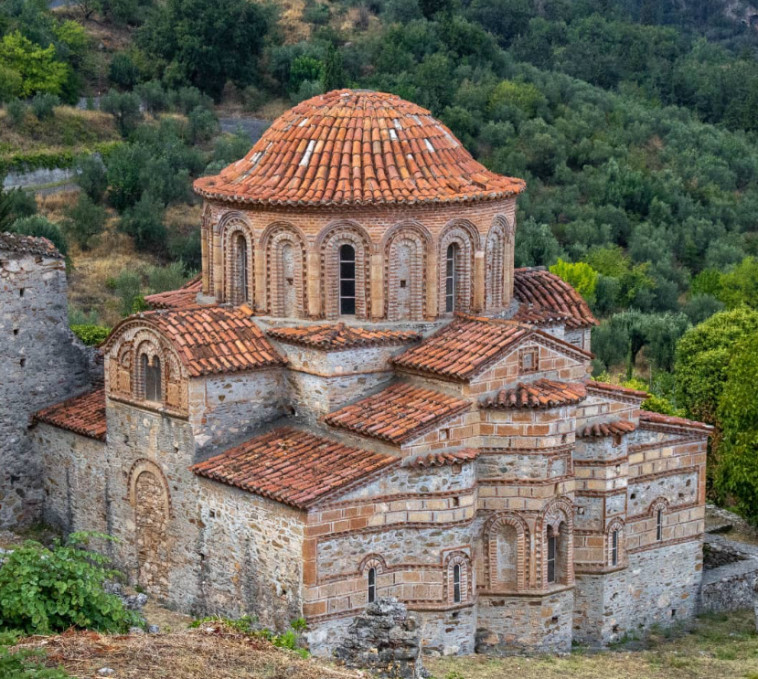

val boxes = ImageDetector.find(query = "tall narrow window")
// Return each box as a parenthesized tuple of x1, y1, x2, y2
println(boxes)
(611, 529, 619, 566)
(547, 531, 556, 584)
(453, 564, 462, 603)
(233, 234, 249, 305)
(142, 354, 161, 402)
(445, 243, 459, 313)
(656, 509, 663, 541)
(367, 567, 376, 603)
(339, 244, 356, 315)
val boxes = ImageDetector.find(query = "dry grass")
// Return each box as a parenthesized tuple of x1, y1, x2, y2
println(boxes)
(428, 610, 758, 679)
(17, 626, 363, 679)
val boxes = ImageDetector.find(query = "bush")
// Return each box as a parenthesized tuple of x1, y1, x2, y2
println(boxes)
(71, 324, 111, 346)
(187, 105, 218, 144)
(76, 155, 108, 203)
(135, 80, 167, 115)
(30, 93, 60, 120)
(0, 532, 141, 634)
(9, 216, 68, 257)
(110, 269, 144, 316)
(119, 192, 166, 252)
(108, 52, 140, 89)
(0, 647, 70, 679)
(5, 98, 26, 126)
(101, 89, 143, 136)
(63, 194, 107, 250)
(146, 261, 189, 293)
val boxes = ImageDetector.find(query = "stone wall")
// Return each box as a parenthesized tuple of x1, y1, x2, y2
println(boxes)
(0, 247, 95, 528)
(699, 535, 758, 615)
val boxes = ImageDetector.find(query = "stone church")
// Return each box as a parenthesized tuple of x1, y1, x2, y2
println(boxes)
(4, 90, 712, 655)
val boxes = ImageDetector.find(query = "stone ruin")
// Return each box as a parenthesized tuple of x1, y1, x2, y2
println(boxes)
(334, 598, 426, 679)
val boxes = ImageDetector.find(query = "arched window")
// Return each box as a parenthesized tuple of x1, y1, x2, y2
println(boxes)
(547, 526, 557, 584)
(232, 233, 249, 305)
(339, 244, 356, 315)
(611, 529, 619, 566)
(453, 564, 462, 603)
(367, 567, 376, 603)
(445, 243, 459, 313)
(142, 354, 162, 402)
(656, 508, 663, 542)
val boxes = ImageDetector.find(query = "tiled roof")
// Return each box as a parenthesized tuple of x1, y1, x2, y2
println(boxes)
(578, 420, 637, 438)
(103, 306, 286, 377)
(34, 388, 107, 441)
(267, 322, 420, 350)
(639, 410, 713, 433)
(323, 382, 470, 445)
(513, 268, 597, 329)
(402, 448, 479, 469)
(190, 427, 397, 509)
(0, 231, 62, 259)
(145, 275, 203, 310)
(392, 316, 530, 381)
(193, 89, 525, 207)
(511, 304, 575, 327)
(481, 379, 586, 409)
(586, 381, 648, 401)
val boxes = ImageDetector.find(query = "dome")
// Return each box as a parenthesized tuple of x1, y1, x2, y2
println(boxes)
(193, 89, 525, 207)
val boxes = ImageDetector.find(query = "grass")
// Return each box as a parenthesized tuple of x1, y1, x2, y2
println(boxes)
(428, 610, 758, 679)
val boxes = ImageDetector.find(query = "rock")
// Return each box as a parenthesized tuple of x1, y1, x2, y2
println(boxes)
(97, 669, 115, 676)
(129, 626, 145, 635)
(148, 625, 160, 634)
(334, 598, 424, 679)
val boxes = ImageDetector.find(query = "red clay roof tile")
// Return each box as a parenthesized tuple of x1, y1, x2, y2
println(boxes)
(267, 322, 420, 350)
(103, 306, 286, 377)
(586, 381, 648, 400)
(513, 268, 597, 330)
(144, 275, 204, 310)
(639, 410, 713, 433)
(401, 448, 479, 468)
(193, 90, 525, 207)
(34, 388, 107, 441)
(323, 382, 470, 445)
(578, 419, 637, 438)
(190, 427, 398, 508)
(481, 379, 586, 409)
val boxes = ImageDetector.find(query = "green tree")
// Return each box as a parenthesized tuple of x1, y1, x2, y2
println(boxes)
(322, 43, 346, 92)
(718, 258, 758, 309)
(63, 194, 107, 250)
(549, 259, 598, 305)
(0, 31, 69, 97)
(715, 332, 758, 523)
(76, 155, 108, 203)
(137, 0, 271, 100)
(108, 52, 140, 89)
(119, 192, 166, 252)
(101, 89, 143, 136)
(675, 307, 758, 424)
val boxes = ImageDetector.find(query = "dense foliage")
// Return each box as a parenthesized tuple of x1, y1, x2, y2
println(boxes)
(0, 533, 142, 634)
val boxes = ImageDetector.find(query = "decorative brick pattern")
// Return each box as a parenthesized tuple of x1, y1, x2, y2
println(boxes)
(384, 223, 428, 321)
(437, 221, 478, 315)
(191, 427, 398, 509)
(320, 222, 372, 320)
(324, 382, 470, 445)
(267, 322, 420, 350)
(480, 379, 586, 410)
(193, 90, 525, 207)
(262, 222, 308, 318)
(34, 388, 107, 441)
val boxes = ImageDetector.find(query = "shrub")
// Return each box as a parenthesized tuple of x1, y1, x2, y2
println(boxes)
(108, 52, 140, 89)
(5, 98, 26, 126)
(71, 324, 111, 346)
(135, 80, 167, 115)
(187, 105, 218, 144)
(119, 192, 166, 252)
(76, 155, 108, 203)
(63, 193, 107, 250)
(146, 261, 189, 293)
(111, 269, 144, 316)
(9, 216, 68, 257)
(0, 532, 141, 634)
(101, 89, 143, 136)
(30, 93, 60, 120)
(0, 647, 70, 679)
(549, 259, 599, 305)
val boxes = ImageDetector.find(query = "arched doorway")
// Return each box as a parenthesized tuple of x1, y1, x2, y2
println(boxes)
(134, 470, 170, 599)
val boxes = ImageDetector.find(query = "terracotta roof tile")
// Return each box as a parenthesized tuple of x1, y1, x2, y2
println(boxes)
(586, 381, 648, 400)
(267, 322, 420, 350)
(323, 382, 470, 445)
(145, 275, 204, 310)
(513, 268, 597, 329)
(193, 90, 525, 207)
(34, 388, 107, 441)
(401, 448, 479, 468)
(0, 231, 62, 259)
(103, 306, 286, 377)
(190, 427, 397, 508)
(578, 419, 637, 438)
(639, 410, 713, 433)
(481, 379, 586, 409)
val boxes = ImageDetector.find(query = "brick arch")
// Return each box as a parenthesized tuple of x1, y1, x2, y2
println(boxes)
(220, 214, 254, 305)
(444, 550, 472, 604)
(606, 517, 626, 567)
(485, 214, 515, 311)
(438, 221, 477, 316)
(261, 222, 308, 318)
(201, 205, 214, 296)
(648, 496, 670, 516)
(538, 496, 574, 587)
(359, 553, 387, 573)
(134, 335, 166, 402)
(484, 512, 530, 592)
(319, 221, 372, 320)
(127, 459, 171, 599)
(383, 221, 430, 321)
